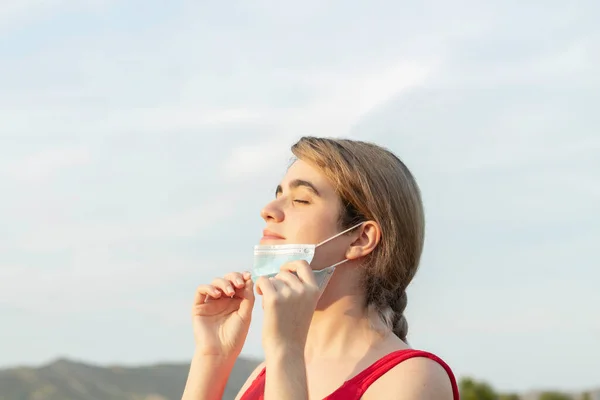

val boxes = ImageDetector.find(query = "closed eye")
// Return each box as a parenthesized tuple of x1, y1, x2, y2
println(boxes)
(293, 199, 310, 204)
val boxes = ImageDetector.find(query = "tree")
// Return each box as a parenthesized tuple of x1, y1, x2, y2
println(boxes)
(538, 392, 572, 400)
(459, 377, 498, 400)
(499, 394, 521, 400)
(581, 392, 591, 400)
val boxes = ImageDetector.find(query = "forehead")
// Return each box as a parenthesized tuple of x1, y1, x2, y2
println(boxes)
(282, 159, 333, 192)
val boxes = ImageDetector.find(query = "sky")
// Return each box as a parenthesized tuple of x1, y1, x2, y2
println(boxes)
(1, 0, 599, 394)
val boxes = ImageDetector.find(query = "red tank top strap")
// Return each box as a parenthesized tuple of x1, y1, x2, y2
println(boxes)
(240, 350, 460, 400)
(332, 349, 460, 400)
(239, 368, 266, 400)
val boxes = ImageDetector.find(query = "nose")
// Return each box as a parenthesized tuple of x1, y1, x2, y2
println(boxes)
(260, 199, 284, 223)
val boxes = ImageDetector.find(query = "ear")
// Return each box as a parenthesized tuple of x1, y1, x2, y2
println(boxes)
(345, 221, 381, 260)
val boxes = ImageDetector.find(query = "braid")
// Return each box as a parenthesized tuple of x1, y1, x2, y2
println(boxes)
(364, 275, 410, 343)
(390, 290, 408, 342)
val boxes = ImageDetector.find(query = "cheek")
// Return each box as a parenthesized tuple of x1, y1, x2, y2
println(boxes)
(285, 203, 341, 242)
(292, 220, 321, 243)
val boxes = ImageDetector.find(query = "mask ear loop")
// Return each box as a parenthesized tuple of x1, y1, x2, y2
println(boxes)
(327, 258, 350, 269)
(316, 222, 364, 247)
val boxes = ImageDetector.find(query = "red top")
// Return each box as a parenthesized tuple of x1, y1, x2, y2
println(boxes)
(239, 349, 460, 399)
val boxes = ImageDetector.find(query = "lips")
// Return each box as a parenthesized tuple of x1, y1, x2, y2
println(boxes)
(262, 229, 285, 240)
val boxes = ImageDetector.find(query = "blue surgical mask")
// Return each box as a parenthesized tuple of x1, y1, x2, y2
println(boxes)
(251, 222, 363, 292)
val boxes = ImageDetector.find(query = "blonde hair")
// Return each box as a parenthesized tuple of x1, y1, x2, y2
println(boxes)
(291, 136, 425, 342)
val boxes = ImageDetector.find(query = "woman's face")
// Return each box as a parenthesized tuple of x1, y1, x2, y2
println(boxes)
(259, 159, 353, 269)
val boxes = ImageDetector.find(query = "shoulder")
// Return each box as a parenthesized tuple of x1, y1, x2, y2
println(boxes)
(362, 352, 455, 400)
(234, 361, 266, 400)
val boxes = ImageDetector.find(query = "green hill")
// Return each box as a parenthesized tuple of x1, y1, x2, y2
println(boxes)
(2, 359, 599, 400)
(0, 357, 261, 400)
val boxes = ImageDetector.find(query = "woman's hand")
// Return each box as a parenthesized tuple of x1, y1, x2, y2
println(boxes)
(255, 261, 321, 353)
(191, 271, 255, 359)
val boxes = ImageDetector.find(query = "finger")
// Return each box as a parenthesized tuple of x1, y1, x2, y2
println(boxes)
(242, 271, 252, 281)
(255, 276, 276, 297)
(193, 284, 222, 305)
(237, 278, 256, 317)
(274, 270, 303, 291)
(211, 277, 236, 297)
(280, 261, 317, 286)
(223, 272, 247, 289)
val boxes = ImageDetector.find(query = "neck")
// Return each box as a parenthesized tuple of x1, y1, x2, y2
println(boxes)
(303, 285, 385, 362)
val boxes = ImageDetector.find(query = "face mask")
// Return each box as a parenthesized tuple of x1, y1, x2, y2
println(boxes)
(251, 222, 364, 291)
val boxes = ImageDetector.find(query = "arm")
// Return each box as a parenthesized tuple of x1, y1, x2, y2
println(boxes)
(362, 357, 454, 400)
(264, 346, 308, 400)
(181, 350, 236, 400)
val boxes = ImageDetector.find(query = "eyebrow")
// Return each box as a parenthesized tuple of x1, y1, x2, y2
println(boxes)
(275, 179, 321, 197)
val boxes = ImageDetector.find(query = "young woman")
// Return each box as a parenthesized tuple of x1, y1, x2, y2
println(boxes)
(182, 137, 459, 400)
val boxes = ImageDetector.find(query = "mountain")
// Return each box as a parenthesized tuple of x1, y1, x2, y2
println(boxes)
(2, 358, 599, 400)
(0, 357, 261, 400)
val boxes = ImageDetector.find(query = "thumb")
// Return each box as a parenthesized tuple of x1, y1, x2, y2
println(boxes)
(237, 278, 255, 318)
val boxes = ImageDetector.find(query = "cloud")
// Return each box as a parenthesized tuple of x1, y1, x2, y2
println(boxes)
(220, 59, 438, 181)
(0, 0, 111, 32)
(0, 192, 245, 315)
(0, 255, 196, 314)
(444, 37, 597, 88)
(8, 194, 236, 253)
(0, 146, 92, 182)
(0, 0, 63, 27)
(97, 106, 265, 134)
(222, 141, 291, 181)
(0, 105, 268, 138)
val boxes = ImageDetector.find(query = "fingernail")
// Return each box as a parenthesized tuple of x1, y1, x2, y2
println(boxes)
(235, 278, 244, 286)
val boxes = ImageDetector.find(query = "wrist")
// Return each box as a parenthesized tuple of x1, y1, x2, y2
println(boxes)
(263, 345, 308, 400)
(193, 348, 238, 368)
(265, 343, 304, 362)
(182, 350, 237, 400)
